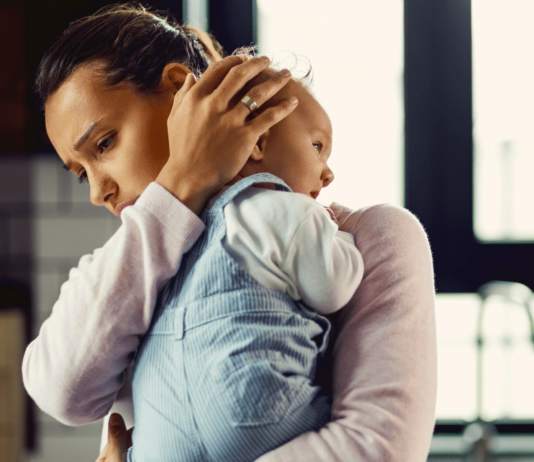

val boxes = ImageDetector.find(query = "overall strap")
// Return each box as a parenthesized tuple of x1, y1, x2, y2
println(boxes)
(208, 173, 292, 213)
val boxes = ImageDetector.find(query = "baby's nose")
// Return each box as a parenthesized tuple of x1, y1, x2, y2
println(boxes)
(322, 166, 334, 187)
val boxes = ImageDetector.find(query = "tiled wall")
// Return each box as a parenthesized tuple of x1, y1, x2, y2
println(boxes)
(0, 155, 33, 287)
(0, 153, 120, 462)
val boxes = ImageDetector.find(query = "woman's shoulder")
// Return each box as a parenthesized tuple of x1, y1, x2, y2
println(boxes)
(329, 202, 429, 247)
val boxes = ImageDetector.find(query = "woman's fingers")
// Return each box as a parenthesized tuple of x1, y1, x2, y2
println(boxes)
(213, 56, 273, 105)
(233, 68, 292, 117)
(193, 55, 247, 95)
(248, 96, 299, 134)
(169, 73, 197, 118)
(95, 444, 108, 462)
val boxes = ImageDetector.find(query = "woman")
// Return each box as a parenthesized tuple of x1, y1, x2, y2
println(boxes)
(23, 4, 437, 461)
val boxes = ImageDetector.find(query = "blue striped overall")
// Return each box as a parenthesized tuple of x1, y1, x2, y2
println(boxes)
(129, 173, 332, 462)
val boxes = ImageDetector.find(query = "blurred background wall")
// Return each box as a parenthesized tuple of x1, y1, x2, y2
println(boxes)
(1, 0, 534, 461)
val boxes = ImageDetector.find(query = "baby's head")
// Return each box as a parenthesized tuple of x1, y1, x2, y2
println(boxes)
(232, 67, 334, 200)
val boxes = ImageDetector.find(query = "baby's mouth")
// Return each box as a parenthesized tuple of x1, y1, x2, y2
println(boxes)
(310, 191, 320, 199)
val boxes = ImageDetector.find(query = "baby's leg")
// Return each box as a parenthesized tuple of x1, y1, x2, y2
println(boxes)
(185, 321, 331, 461)
(195, 380, 331, 461)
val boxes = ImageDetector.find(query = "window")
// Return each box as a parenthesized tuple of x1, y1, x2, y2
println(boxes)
(436, 294, 534, 421)
(473, 1, 534, 242)
(404, 0, 534, 292)
(257, 0, 404, 210)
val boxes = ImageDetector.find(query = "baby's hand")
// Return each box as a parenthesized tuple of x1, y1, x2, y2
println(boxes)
(324, 207, 339, 226)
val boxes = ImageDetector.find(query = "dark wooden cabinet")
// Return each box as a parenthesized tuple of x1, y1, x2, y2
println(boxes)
(0, 308, 25, 462)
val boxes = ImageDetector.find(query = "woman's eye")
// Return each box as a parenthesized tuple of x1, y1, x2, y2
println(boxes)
(97, 135, 114, 153)
(77, 171, 88, 185)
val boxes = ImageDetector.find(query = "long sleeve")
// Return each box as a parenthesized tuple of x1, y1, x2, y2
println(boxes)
(281, 211, 363, 314)
(223, 187, 363, 314)
(21, 182, 205, 426)
(257, 203, 437, 462)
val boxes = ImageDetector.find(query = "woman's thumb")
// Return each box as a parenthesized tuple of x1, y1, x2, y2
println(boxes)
(109, 413, 126, 433)
(106, 413, 132, 461)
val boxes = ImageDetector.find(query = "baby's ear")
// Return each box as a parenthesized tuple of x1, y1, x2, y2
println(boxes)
(249, 131, 269, 161)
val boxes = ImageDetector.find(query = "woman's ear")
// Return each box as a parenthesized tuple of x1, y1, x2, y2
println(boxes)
(160, 63, 192, 93)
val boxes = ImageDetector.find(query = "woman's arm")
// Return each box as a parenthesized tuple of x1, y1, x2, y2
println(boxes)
(22, 183, 205, 425)
(257, 203, 437, 462)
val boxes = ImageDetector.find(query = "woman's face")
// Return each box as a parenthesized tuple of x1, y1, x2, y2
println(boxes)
(45, 63, 174, 217)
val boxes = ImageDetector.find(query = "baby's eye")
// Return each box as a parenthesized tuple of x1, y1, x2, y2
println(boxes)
(313, 143, 322, 152)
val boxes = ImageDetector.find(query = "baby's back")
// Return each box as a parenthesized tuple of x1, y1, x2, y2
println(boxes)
(130, 175, 335, 462)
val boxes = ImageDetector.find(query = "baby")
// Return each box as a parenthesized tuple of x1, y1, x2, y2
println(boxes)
(125, 69, 364, 462)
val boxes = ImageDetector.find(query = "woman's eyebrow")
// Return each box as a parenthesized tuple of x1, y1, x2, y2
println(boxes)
(74, 117, 105, 151)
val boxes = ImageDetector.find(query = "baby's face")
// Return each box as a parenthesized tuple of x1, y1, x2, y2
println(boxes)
(239, 76, 334, 200)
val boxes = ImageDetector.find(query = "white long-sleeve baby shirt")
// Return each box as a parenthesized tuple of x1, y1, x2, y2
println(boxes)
(220, 185, 363, 314)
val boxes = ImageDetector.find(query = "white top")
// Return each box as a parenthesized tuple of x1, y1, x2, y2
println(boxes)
(220, 186, 363, 314)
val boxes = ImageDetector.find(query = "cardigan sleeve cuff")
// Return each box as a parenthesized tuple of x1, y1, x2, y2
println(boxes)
(135, 182, 205, 245)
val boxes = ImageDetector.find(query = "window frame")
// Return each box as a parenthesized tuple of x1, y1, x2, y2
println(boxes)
(404, 0, 534, 293)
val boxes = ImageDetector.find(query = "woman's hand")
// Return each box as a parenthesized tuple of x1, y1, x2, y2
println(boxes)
(95, 414, 133, 462)
(157, 55, 298, 214)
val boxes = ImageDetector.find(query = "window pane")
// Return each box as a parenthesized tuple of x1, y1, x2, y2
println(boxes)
(473, 1, 534, 241)
(436, 294, 534, 421)
(257, 0, 404, 210)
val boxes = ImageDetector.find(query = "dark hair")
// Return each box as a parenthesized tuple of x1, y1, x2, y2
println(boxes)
(34, 3, 224, 111)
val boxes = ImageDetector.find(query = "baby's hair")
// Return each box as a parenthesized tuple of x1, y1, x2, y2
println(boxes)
(34, 2, 224, 111)
(271, 52, 314, 88)
(231, 46, 314, 90)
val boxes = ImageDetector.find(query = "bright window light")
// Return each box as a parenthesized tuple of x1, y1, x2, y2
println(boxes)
(436, 294, 534, 421)
(257, 0, 404, 210)
(473, 0, 534, 241)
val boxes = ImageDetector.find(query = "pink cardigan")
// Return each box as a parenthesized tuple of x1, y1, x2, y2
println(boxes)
(22, 183, 436, 461)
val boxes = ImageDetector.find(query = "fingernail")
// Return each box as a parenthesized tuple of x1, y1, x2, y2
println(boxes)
(110, 414, 122, 426)
(260, 56, 270, 62)
(290, 96, 298, 104)
(279, 69, 290, 77)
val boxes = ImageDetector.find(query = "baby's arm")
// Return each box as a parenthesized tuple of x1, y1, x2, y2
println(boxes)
(22, 183, 205, 425)
(280, 200, 363, 314)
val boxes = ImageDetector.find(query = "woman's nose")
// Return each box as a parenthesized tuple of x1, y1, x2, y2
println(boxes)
(322, 165, 334, 187)
(89, 178, 115, 206)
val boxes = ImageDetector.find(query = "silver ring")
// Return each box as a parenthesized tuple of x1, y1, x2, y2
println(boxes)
(241, 95, 258, 113)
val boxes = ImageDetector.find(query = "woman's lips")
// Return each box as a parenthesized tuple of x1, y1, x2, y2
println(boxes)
(115, 198, 138, 217)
